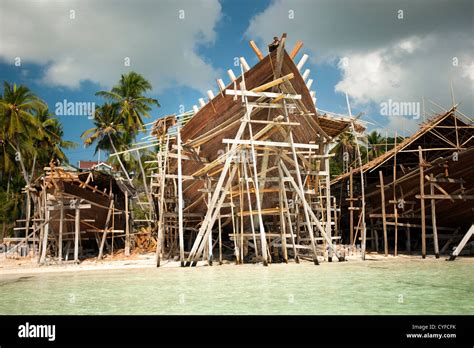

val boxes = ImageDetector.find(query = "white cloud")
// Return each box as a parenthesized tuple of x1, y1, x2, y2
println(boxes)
(0, 0, 222, 93)
(246, 0, 474, 127)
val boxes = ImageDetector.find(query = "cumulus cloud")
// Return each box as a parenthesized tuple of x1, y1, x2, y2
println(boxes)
(246, 0, 474, 121)
(0, 0, 222, 92)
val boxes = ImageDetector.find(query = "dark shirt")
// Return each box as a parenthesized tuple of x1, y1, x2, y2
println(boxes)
(268, 41, 279, 52)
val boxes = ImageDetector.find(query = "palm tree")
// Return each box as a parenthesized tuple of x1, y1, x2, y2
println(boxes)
(95, 72, 159, 137)
(331, 131, 357, 172)
(34, 108, 76, 170)
(366, 131, 385, 161)
(0, 82, 47, 183)
(81, 103, 132, 183)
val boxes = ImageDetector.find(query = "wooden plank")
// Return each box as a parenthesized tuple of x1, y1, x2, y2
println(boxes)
(222, 139, 319, 149)
(225, 89, 302, 100)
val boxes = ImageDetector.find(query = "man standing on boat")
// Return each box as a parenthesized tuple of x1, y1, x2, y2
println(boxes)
(268, 36, 280, 52)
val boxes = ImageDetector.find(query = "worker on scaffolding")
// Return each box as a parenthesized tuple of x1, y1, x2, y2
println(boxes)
(268, 36, 280, 52)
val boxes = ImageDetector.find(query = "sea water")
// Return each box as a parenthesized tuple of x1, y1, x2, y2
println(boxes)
(0, 259, 472, 315)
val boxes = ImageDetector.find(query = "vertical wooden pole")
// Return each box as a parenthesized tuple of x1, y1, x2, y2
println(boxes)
(74, 205, 80, 263)
(379, 171, 388, 257)
(243, 155, 258, 260)
(349, 168, 354, 245)
(58, 201, 64, 263)
(393, 133, 398, 257)
(40, 201, 50, 264)
(324, 151, 332, 262)
(177, 124, 185, 266)
(156, 136, 169, 267)
(279, 163, 299, 263)
(218, 214, 222, 265)
(125, 190, 130, 256)
(418, 146, 426, 259)
(429, 174, 439, 258)
(279, 175, 288, 263)
(25, 189, 31, 251)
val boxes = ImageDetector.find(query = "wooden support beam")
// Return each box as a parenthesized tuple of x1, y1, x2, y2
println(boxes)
(289, 41, 304, 59)
(418, 146, 427, 259)
(448, 224, 474, 261)
(430, 174, 439, 258)
(177, 125, 185, 266)
(124, 190, 130, 257)
(74, 205, 80, 263)
(58, 202, 64, 263)
(296, 54, 309, 71)
(379, 171, 388, 257)
(240, 57, 250, 72)
(251, 73, 294, 93)
(249, 40, 264, 60)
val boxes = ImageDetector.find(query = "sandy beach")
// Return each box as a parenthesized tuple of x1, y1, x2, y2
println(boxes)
(1, 251, 465, 277)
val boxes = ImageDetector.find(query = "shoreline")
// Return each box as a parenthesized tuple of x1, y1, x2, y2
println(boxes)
(1, 252, 470, 277)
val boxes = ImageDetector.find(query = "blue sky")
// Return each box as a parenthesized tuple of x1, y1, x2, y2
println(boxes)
(1, 0, 472, 166)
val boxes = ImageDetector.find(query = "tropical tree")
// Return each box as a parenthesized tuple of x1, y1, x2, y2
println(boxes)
(366, 131, 386, 161)
(331, 131, 357, 170)
(0, 82, 47, 183)
(81, 103, 132, 183)
(95, 72, 160, 137)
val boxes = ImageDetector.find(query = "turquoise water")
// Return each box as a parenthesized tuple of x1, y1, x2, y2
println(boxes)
(0, 259, 472, 315)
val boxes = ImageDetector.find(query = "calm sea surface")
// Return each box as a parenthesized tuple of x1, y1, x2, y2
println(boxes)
(1, 259, 472, 315)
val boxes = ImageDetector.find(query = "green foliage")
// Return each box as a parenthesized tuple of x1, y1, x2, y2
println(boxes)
(0, 81, 75, 224)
